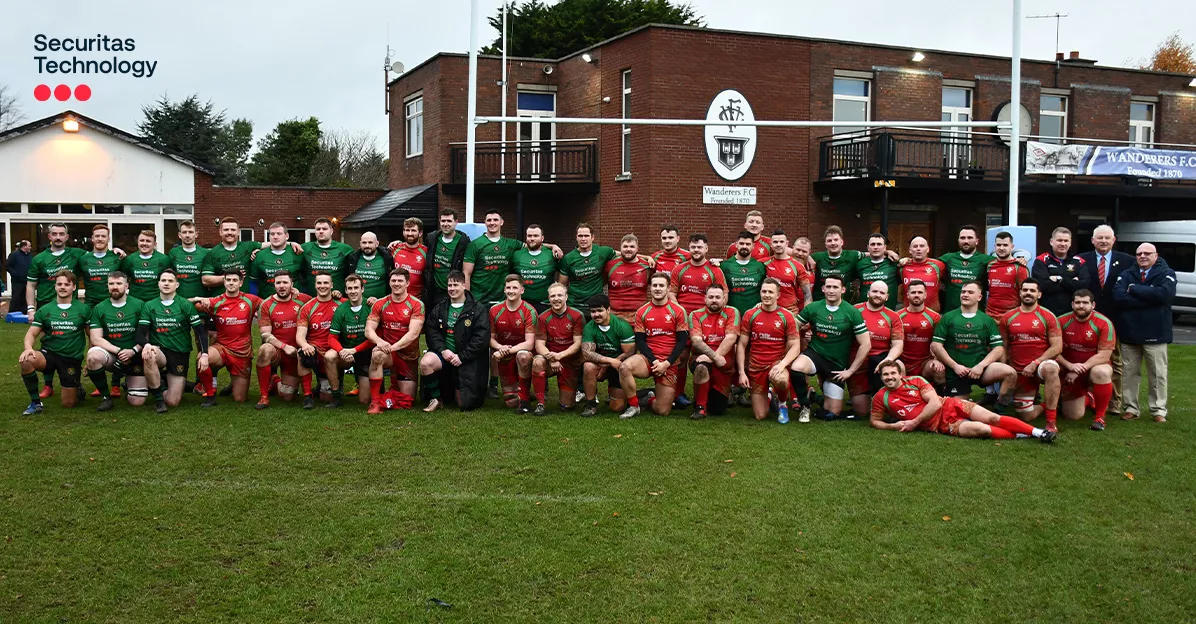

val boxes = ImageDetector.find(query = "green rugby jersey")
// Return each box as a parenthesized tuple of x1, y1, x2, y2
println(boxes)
(464, 234, 524, 304)
(938, 251, 995, 312)
(351, 253, 390, 300)
(811, 249, 862, 300)
(139, 298, 202, 353)
(29, 247, 84, 305)
(444, 303, 465, 351)
(432, 233, 467, 291)
(797, 299, 867, 370)
(120, 252, 174, 303)
(854, 256, 900, 309)
(32, 301, 91, 360)
(301, 240, 354, 294)
(559, 245, 617, 310)
(511, 248, 558, 306)
(201, 241, 260, 288)
(329, 301, 369, 350)
(932, 308, 1002, 368)
(168, 245, 211, 300)
(78, 251, 120, 305)
(582, 316, 634, 358)
(89, 297, 145, 350)
(251, 247, 305, 298)
(724, 257, 768, 315)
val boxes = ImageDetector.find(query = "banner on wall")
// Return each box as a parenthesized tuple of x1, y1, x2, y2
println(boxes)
(1025, 141, 1196, 180)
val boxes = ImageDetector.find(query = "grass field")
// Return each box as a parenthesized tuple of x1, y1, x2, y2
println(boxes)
(1, 321, 1194, 623)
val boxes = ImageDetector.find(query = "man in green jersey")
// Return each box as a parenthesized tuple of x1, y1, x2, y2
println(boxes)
(938, 225, 995, 313)
(424, 208, 471, 308)
(121, 229, 174, 302)
(324, 274, 373, 407)
(464, 210, 526, 307)
(26, 223, 87, 397)
(810, 225, 862, 301)
(301, 217, 355, 297)
(511, 223, 558, 314)
(579, 294, 636, 417)
(201, 217, 299, 295)
(79, 224, 121, 305)
(168, 220, 210, 300)
(138, 269, 208, 414)
(19, 271, 90, 415)
(930, 281, 1016, 404)
(559, 222, 618, 318)
(419, 270, 490, 412)
(788, 275, 871, 422)
(855, 232, 900, 309)
(724, 231, 768, 316)
(85, 271, 147, 412)
(344, 232, 394, 303)
(251, 222, 306, 299)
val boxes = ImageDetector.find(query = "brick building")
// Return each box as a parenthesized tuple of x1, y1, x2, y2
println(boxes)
(386, 23, 1196, 253)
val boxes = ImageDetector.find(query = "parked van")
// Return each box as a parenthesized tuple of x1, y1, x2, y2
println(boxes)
(1116, 221, 1196, 315)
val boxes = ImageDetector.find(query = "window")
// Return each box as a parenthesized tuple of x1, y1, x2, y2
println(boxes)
(1039, 95, 1068, 144)
(1129, 102, 1154, 147)
(288, 228, 316, 243)
(621, 70, 631, 175)
(405, 95, 423, 157)
(941, 88, 973, 173)
(832, 78, 871, 138)
(240, 228, 255, 242)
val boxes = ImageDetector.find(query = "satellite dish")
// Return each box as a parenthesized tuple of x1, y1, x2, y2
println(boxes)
(993, 102, 1032, 145)
(390, 61, 405, 74)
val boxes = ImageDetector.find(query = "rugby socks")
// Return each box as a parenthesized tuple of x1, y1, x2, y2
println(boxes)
(677, 366, 689, 399)
(22, 372, 41, 400)
(532, 371, 547, 404)
(43, 370, 55, 388)
(1092, 382, 1113, 419)
(789, 371, 808, 406)
(423, 375, 440, 400)
(996, 416, 1036, 436)
(369, 377, 383, 399)
(518, 378, 530, 402)
(775, 386, 789, 404)
(331, 387, 343, 399)
(150, 385, 165, 402)
(695, 379, 710, 410)
(197, 368, 215, 396)
(257, 366, 273, 399)
(988, 426, 1016, 439)
(1044, 408, 1058, 429)
(301, 373, 313, 397)
(89, 370, 111, 399)
(627, 393, 640, 407)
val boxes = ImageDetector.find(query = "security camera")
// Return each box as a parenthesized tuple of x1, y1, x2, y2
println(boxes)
(543, 65, 553, 75)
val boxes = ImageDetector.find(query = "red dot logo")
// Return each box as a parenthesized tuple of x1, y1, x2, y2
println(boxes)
(74, 85, 92, 101)
(53, 85, 72, 101)
(34, 85, 51, 101)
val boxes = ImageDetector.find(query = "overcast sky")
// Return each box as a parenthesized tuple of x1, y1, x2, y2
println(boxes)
(3, 0, 1191, 153)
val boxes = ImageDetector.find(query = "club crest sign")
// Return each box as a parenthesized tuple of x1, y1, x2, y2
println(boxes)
(704, 89, 756, 181)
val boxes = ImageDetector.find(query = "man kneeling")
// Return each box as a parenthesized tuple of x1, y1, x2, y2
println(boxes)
(580, 295, 636, 416)
(419, 270, 490, 411)
(870, 360, 1056, 442)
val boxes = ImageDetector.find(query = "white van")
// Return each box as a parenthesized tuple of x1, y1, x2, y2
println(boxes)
(1116, 221, 1196, 315)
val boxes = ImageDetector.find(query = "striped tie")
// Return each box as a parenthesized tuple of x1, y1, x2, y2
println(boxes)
(1098, 255, 1107, 288)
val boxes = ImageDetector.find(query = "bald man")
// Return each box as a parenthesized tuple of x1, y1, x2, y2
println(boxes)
(345, 232, 395, 304)
(1113, 243, 1175, 423)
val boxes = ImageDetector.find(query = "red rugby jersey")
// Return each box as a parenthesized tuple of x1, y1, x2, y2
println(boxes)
(854, 303, 904, 357)
(651, 248, 691, 276)
(871, 375, 936, 423)
(670, 261, 728, 314)
(738, 304, 798, 372)
(634, 300, 689, 360)
(764, 257, 811, 310)
(900, 259, 947, 312)
(261, 295, 306, 346)
(1000, 306, 1060, 370)
(489, 300, 537, 346)
(605, 256, 652, 313)
(537, 307, 585, 354)
(209, 292, 261, 353)
(368, 295, 425, 358)
(690, 306, 740, 354)
(897, 307, 941, 369)
(298, 297, 340, 350)
(390, 242, 429, 299)
(1058, 311, 1116, 365)
(985, 258, 1029, 318)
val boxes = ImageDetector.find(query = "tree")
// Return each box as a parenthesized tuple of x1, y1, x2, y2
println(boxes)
(482, 0, 703, 59)
(0, 83, 27, 131)
(247, 117, 322, 186)
(137, 95, 254, 184)
(309, 129, 389, 188)
(1136, 32, 1196, 74)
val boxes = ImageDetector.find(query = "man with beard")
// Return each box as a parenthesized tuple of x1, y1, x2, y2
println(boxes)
(723, 231, 768, 407)
(296, 272, 343, 409)
(530, 282, 586, 415)
(419, 270, 490, 412)
(900, 236, 946, 312)
(688, 284, 739, 420)
(985, 231, 1029, 318)
(1031, 227, 1089, 317)
(736, 278, 801, 422)
(810, 226, 862, 301)
(670, 233, 727, 407)
(344, 232, 394, 303)
(325, 274, 373, 408)
(79, 225, 120, 305)
(121, 229, 173, 303)
(762, 230, 812, 316)
(653, 224, 692, 275)
(511, 223, 558, 314)
(168, 221, 210, 301)
(897, 280, 944, 382)
(870, 361, 1056, 442)
(1057, 290, 1117, 430)
(848, 281, 903, 418)
(619, 273, 690, 419)
(302, 217, 355, 297)
(788, 276, 870, 423)
(86, 272, 146, 411)
(489, 275, 538, 411)
(255, 271, 313, 409)
(855, 233, 900, 309)
(138, 270, 207, 414)
(202, 217, 291, 294)
(606, 234, 653, 323)
(998, 278, 1063, 431)
(26, 223, 85, 314)
(388, 217, 429, 300)
(250, 222, 305, 299)
(464, 210, 527, 307)
(931, 281, 1017, 409)
(365, 268, 425, 414)
(725, 210, 772, 261)
(579, 295, 637, 417)
(189, 271, 262, 406)
(20, 272, 90, 415)
(938, 225, 994, 313)
(424, 208, 472, 308)
(559, 222, 618, 319)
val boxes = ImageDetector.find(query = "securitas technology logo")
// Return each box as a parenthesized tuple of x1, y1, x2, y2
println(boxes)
(31, 34, 158, 102)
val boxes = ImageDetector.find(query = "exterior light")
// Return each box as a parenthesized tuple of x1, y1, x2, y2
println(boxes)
(911, 52, 926, 63)
(582, 53, 593, 63)
(63, 119, 80, 132)
(1189, 77, 1196, 87)
(331, 217, 339, 224)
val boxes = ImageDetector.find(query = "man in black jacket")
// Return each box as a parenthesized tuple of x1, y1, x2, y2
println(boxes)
(419, 270, 490, 411)
(1113, 244, 1175, 423)
(1077, 224, 1135, 414)
(343, 232, 395, 303)
(1031, 226, 1089, 316)
(6, 240, 32, 313)
(423, 208, 471, 309)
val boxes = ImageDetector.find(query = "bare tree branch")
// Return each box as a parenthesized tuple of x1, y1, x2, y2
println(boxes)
(0, 84, 27, 132)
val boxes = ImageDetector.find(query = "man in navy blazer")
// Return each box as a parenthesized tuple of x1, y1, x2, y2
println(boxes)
(1077, 224, 1135, 415)
(1112, 243, 1176, 423)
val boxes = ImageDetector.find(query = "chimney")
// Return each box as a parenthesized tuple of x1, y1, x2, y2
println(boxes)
(1060, 50, 1098, 66)
(1056, 52, 1064, 61)
(1069, 50, 1080, 60)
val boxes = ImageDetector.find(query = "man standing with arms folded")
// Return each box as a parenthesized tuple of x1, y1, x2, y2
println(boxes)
(762, 230, 812, 316)
(855, 233, 900, 309)
(653, 224, 692, 274)
(189, 271, 261, 407)
(606, 234, 652, 324)
(296, 272, 343, 409)
(736, 279, 801, 422)
(86, 271, 146, 411)
(19, 272, 89, 415)
(511, 223, 557, 314)
(1113, 243, 1175, 423)
(1057, 290, 1117, 430)
(848, 281, 903, 419)
(998, 278, 1063, 431)
(364, 268, 425, 414)
(579, 294, 637, 417)
(302, 217, 354, 297)
(619, 273, 690, 419)
(985, 231, 1029, 318)
(788, 276, 871, 423)
(344, 232, 393, 303)
(1077, 224, 1134, 415)
(900, 236, 946, 312)
(250, 223, 305, 299)
(424, 208, 471, 309)
(138, 269, 207, 414)
(489, 275, 538, 412)
(896, 280, 944, 382)
(938, 225, 993, 313)
(388, 217, 429, 301)
(419, 270, 490, 412)
(27, 223, 86, 399)
(324, 274, 373, 408)
(1031, 226, 1089, 317)
(930, 281, 1017, 409)
(688, 284, 739, 420)
(168, 221, 210, 302)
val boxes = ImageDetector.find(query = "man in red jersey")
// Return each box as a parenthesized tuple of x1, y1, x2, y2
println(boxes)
(606, 233, 652, 323)
(985, 230, 1029, 318)
(670, 233, 726, 407)
(652, 224, 692, 275)
(1057, 289, 1117, 431)
(725, 210, 772, 261)
(900, 236, 946, 312)
(688, 283, 739, 420)
(897, 280, 944, 381)
(763, 229, 812, 316)
(620, 273, 690, 418)
(254, 271, 312, 409)
(489, 274, 537, 411)
(190, 270, 261, 406)
(999, 278, 1063, 430)
(736, 278, 801, 422)
(389, 217, 429, 300)
(849, 281, 904, 418)
(870, 361, 1056, 442)
(296, 272, 341, 409)
(324, 274, 373, 407)
(364, 267, 425, 414)
(531, 282, 585, 415)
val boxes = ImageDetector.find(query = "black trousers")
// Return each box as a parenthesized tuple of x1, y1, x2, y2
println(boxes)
(9, 277, 27, 313)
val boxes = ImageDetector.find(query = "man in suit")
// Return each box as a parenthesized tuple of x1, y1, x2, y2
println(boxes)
(1113, 243, 1176, 423)
(1078, 224, 1135, 415)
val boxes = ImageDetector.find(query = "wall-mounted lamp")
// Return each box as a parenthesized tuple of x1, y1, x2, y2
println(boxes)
(602, 96, 611, 103)
(1189, 77, 1196, 87)
(581, 53, 594, 63)
(331, 217, 339, 224)
(296, 216, 303, 221)
(63, 118, 80, 133)
(911, 51, 926, 63)
(257, 218, 265, 226)
(213, 218, 221, 224)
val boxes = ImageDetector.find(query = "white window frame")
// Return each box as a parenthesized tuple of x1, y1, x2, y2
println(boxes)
(940, 87, 973, 175)
(621, 70, 631, 175)
(239, 227, 255, 242)
(1039, 95, 1068, 144)
(405, 94, 424, 158)
(831, 78, 871, 139)
(1129, 101, 1154, 148)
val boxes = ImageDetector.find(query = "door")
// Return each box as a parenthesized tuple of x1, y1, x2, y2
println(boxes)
(941, 88, 972, 178)
(873, 219, 935, 255)
(516, 92, 556, 181)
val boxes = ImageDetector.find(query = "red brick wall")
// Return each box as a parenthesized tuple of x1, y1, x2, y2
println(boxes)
(1157, 91, 1196, 145)
(1070, 85, 1131, 141)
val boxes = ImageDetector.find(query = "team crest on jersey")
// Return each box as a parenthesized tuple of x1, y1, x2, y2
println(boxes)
(239, 303, 247, 311)
(1031, 319, 1040, 328)
(701, 274, 710, 282)
(98, 258, 105, 265)
(965, 322, 973, 329)
(60, 311, 67, 318)
(774, 320, 782, 328)
(186, 256, 193, 262)
(784, 267, 792, 275)
(962, 260, 969, 266)
(1086, 330, 1094, 338)
(117, 311, 124, 319)
(493, 244, 500, 252)
(664, 314, 672, 322)
(740, 267, 747, 274)
(827, 314, 834, 321)
(275, 258, 283, 265)
(925, 267, 933, 274)
(877, 319, 886, 327)
(321, 251, 328, 257)
(920, 320, 929, 328)
(464, 319, 472, 327)
(1067, 265, 1075, 272)
(1006, 267, 1014, 275)
(142, 261, 148, 267)
(531, 259, 538, 267)
(164, 308, 171, 314)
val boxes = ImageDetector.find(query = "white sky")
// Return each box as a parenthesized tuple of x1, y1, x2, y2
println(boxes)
(2, 0, 1190, 154)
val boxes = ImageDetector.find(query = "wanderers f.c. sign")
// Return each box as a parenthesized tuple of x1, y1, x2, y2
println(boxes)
(704, 89, 756, 181)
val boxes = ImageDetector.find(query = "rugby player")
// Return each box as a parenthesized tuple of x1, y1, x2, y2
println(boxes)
(255, 271, 312, 409)
(763, 229, 812, 316)
(419, 270, 490, 411)
(724, 210, 771, 261)
(79, 224, 119, 305)
(736, 278, 801, 422)
(189, 270, 261, 406)
(201, 217, 264, 291)
(848, 281, 904, 418)
(301, 217, 355, 297)
(559, 222, 618, 318)
(138, 269, 207, 414)
(20, 272, 90, 414)
(388, 217, 429, 300)
(1056, 290, 1117, 430)
(606, 234, 652, 324)
(169, 220, 210, 301)
(689, 283, 739, 419)
(725, 231, 768, 317)
(900, 236, 946, 312)
(619, 273, 690, 418)
(855, 232, 900, 309)
(938, 225, 994, 313)
(86, 272, 145, 411)
(325, 274, 373, 407)
(984, 231, 1029, 318)
(121, 229, 173, 307)
(789, 275, 870, 422)
(998, 278, 1062, 430)
(364, 268, 425, 414)
(930, 281, 1017, 408)
(810, 226, 862, 300)
(511, 223, 558, 314)
(579, 295, 637, 417)
(896, 280, 944, 382)
(26, 223, 84, 314)
(296, 272, 342, 409)
(251, 222, 305, 299)
(489, 275, 538, 411)
(531, 282, 586, 415)
(344, 232, 393, 303)
(464, 210, 526, 307)
(653, 224, 692, 274)
(425, 208, 471, 309)
(670, 233, 727, 406)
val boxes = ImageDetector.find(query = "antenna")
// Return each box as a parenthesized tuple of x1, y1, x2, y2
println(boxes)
(1026, 13, 1068, 66)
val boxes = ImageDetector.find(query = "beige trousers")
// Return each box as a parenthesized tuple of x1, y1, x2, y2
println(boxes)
(1120, 343, 1168, 418)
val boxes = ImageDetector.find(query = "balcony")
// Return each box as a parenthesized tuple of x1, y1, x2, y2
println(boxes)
(445, 139, 599, 195)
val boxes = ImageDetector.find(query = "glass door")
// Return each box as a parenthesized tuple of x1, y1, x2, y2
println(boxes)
(941, 88, 972, 178)
(516, 92, 557, 182)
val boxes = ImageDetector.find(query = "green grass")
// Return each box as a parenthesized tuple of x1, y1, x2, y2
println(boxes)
(1, 322, 1194, 622)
